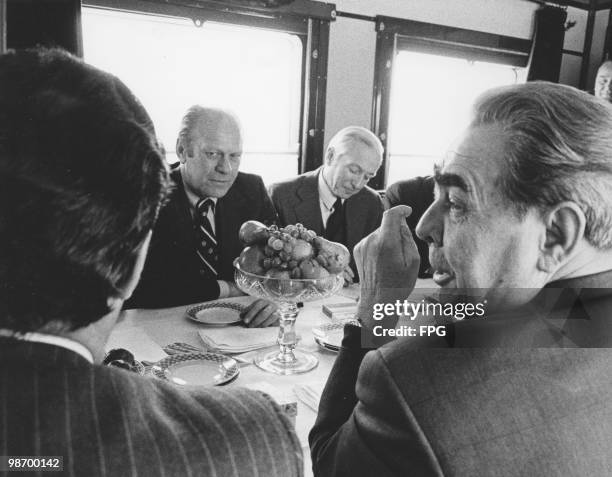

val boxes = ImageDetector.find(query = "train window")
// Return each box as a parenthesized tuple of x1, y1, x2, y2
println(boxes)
(82, 7, 303, 185)
(371, 17, 531, 189)
(387, 51, 526, 184)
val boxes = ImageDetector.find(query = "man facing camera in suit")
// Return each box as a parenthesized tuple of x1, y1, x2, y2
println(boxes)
(270, 126, 384, 282)
(128, 106, 279, 326)
(311, 82, 612, 476)
(0, 48, 302, 477)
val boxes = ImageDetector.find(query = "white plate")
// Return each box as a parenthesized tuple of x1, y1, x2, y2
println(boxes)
(186, 301, 246, 326)
(312, 323, 345, 351)
(151, 352, 239, 386)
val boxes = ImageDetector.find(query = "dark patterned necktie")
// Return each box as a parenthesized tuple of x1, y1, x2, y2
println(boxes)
(195, 198, 218, 277)
(325, 197, 346, 244)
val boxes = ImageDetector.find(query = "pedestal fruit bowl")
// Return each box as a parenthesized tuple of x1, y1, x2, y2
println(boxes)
(234, 221, 349, 375)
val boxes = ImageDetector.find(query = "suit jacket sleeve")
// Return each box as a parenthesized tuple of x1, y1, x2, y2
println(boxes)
(257, 176, 279, 226)
(309, 326, 443, 477)
(371, 195, 384, 231)
(268, 182, 287, 226)
(385, 181, 403, 208)
(127, 258, 220, 309)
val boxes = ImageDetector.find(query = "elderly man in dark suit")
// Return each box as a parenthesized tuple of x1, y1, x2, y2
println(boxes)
(310, 82, 612, 476)
(128, 106, 279, 326)
(0, 48, 302, 477)
(270, 126, 384, 282)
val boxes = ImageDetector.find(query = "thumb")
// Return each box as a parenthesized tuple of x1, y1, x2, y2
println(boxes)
(381, 205, 413, 237)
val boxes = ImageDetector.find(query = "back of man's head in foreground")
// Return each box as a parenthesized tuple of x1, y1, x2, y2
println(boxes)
(0, 48, 169, 334)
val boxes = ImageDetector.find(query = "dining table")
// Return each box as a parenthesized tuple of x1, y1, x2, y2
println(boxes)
(107, 279, 436, 476)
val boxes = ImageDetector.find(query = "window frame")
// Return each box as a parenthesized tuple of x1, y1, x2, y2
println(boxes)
(370, 15, 531, 190)
(82, 0, 335, 174)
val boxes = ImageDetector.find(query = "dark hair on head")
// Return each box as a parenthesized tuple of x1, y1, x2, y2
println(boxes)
(0, 48, 170, 332)
(470, 81, 612, 249)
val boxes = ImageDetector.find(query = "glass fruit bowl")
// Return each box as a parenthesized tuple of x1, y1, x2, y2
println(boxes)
(234, 262, 344, 375)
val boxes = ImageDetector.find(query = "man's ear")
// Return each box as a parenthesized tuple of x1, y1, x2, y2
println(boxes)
(537, 202, 586, 273)
(107, 232, 152, 310)
(176, 138, 188, 164)
(325, 146, 335, 165)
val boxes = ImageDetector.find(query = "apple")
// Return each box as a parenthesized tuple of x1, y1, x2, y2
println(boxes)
(299, 258, 330, 279)
(291, 239, 313, 261)
(237, 245, 266, 275)
(239, 220, 270, 246)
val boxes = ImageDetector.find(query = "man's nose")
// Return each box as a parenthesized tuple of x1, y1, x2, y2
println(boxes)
(415, 202, 443, 247)
(215, 154, 232, 174)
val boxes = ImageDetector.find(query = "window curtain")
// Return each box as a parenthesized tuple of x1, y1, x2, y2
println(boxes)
(526, 5, 567, 82)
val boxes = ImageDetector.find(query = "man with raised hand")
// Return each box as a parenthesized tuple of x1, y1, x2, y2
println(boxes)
(310, 82, 612, 476)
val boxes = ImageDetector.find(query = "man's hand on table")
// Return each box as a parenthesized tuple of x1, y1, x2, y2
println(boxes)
(218, 281, 279, 327)
(241, 299, 279, 328)
(354, 206, 420, 340)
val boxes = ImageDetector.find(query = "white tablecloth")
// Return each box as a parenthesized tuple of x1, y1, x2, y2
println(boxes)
(108, 280, 435, 476)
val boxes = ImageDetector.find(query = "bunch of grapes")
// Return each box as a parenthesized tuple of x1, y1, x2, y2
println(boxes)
(261, 223, 316, 278)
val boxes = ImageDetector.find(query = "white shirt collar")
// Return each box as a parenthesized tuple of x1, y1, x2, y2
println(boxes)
(318, 169, 342, 212)
(0, 330, 94, 363)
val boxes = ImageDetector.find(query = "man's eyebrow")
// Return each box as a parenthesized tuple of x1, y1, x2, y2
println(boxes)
(433, 169, 470, 193)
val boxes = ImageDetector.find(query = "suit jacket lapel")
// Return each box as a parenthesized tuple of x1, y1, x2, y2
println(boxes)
(295, 169, 324, 235)
(216, 181, 249, 278)
(168, 168, 198, 255)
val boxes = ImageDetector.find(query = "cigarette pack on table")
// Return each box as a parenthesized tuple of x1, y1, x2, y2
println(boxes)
(322, 302, 358, 321)
(246, 382, 298, 425)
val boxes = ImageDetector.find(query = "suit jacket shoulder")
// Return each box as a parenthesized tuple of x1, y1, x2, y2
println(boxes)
(216, 171, 277, 279)
(385, 176, 434, 221)
(269, 169, 322, 233)
(311, 279, 612, 476)
(0, 340, 303, 477)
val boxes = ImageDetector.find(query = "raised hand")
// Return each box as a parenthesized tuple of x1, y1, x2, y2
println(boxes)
(354, 206, 420, 334)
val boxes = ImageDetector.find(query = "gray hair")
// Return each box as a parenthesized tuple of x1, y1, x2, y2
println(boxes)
(327, 126, 384, 159)
(177, 106, 241, 148)
(470, 81, 612, 249)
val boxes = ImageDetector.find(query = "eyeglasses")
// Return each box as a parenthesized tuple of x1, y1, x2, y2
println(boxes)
(201, 151, 242, 161)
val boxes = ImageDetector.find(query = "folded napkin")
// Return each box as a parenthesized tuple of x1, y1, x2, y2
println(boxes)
(293, 383, 322, 412)
(198, 327, 279, 354)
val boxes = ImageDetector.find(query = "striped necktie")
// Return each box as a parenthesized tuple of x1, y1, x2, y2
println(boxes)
(195, 198, 218, 277)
